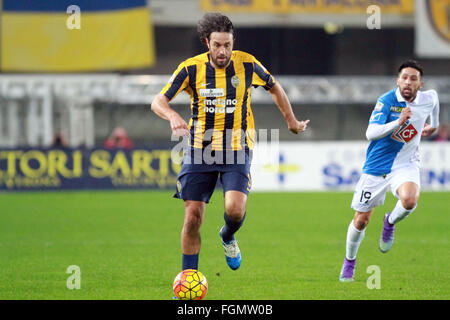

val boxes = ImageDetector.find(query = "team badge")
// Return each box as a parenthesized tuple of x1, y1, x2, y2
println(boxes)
(176, 180, 182, 193)
(374, 101, 384, 111)
(426, 0, 450, 42)
(231, 75, 240, 88)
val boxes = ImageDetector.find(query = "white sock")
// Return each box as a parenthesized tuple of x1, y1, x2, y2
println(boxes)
(345, 220, 365, 261)
(388, 200, 416, 225)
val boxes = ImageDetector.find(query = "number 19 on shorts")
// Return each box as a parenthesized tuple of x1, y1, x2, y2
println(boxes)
(360, 190, 372, 204)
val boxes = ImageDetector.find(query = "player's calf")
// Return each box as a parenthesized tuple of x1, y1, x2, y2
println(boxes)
(389, 200, 417, 225)
(221, 211, 246, 243)
(181, 201, 206, 270)
(339, 219, 365, 282)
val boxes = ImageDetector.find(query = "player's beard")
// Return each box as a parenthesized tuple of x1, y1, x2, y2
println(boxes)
(211, 54, 230, 69)
(400, 86, 418, 102)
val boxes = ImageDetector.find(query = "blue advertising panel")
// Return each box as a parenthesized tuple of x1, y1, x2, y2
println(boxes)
(0, 148, 181, 191)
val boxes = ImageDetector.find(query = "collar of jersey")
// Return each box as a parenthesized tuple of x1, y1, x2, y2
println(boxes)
(395, 87, 421, 105)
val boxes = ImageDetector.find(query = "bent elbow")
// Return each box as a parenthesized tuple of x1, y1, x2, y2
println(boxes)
(365, 124, 381, 141)
(150, 95, 160, 112)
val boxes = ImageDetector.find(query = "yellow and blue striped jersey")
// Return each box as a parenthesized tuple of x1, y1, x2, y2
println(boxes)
(160, 50, 275, 151)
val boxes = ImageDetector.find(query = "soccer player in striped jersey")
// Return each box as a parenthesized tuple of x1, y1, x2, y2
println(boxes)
(339, 60, 440, 282)
(151, 13, 309, 272)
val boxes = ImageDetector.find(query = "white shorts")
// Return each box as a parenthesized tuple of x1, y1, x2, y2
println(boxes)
(351, 164, 421, 212)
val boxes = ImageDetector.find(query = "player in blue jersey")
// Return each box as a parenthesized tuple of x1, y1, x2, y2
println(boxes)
(339, 60, 440, 282)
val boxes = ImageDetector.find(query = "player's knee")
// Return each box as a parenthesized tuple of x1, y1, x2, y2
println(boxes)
(184, 205, 204, 232)
(184, 213, 203, 233)
(225, 203, 246, 222)
(401, 196, 417, 211)
(354, 219, 369, 230)
(354, 212, 371, 230)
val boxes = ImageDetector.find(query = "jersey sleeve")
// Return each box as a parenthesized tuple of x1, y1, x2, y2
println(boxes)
(368, 99, 390, 125)
(251, 57, 276, 91)
(430, 90, 440, 128)
(159, 62, 189, 101)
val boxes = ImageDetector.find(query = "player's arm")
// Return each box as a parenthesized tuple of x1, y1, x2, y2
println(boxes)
(251, 56, 308, 134)
(422, 91, 440, 137)
(269, 81, 310, 134)
(366, 103, 411, 141)
(151, 94, 189, 136)
(151, 62, 190, 136)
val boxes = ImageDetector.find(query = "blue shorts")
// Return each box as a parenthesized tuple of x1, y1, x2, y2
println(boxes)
(174, 150, 252, 203)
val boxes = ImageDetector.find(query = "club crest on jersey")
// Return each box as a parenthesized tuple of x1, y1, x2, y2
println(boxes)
(391, 123, 418, 143)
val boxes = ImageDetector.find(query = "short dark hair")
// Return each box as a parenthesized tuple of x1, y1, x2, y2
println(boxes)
(398, 60, 424, 77)
(197, 13, 234, 46)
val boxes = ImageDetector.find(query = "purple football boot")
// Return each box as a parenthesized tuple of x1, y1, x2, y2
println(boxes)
(379, 213, 395, 253)
(339, 258, 356, 282)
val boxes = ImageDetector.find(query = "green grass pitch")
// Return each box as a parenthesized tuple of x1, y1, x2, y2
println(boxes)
(0, 190, 449, 300)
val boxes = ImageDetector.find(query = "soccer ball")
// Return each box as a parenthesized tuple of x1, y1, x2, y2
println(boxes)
(173, 269, 208, 300)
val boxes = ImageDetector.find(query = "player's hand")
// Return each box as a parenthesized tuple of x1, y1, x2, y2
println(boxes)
(421, 123, 436, 137)
(398, 106, 412, 125)
(169, 113, 189, 137)
(288, 119, 310, 134)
